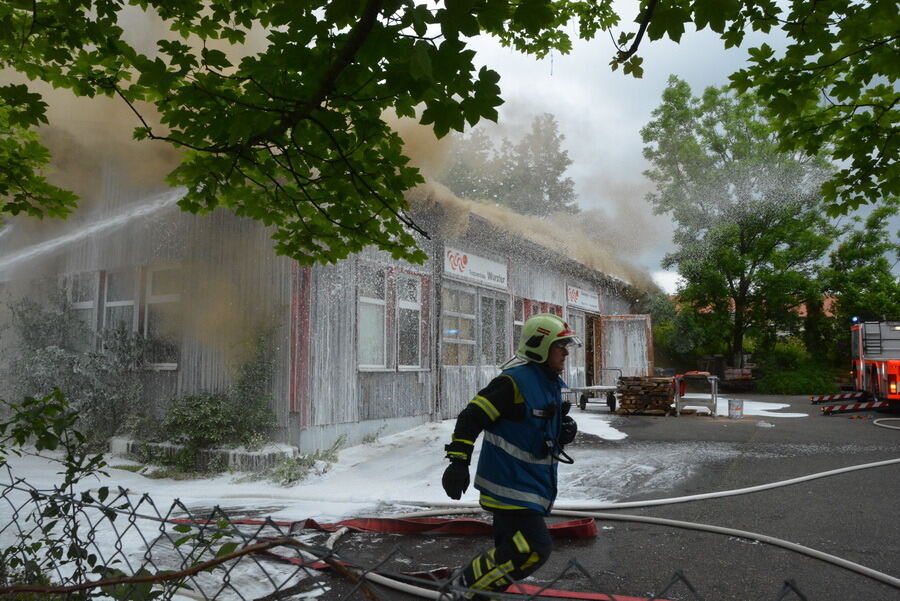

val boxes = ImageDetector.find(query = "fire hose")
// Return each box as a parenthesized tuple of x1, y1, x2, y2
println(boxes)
(209, 457, 900, 597)
(365, 457, 900, 596)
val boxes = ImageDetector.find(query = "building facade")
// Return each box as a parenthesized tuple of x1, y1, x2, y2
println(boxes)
(0, 189, 652, 452)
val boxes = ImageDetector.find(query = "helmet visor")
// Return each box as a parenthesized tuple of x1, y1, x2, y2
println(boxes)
(552, 335, 583, 349)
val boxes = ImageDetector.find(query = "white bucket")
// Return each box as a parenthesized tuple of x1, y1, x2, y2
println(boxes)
(728, 398, 744, 419)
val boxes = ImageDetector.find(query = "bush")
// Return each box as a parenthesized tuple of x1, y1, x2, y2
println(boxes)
(4, 292, 147, 450)
(756, 338, 838, 395)
(154, 334, 277, 471)
(163, 393, 236, 448)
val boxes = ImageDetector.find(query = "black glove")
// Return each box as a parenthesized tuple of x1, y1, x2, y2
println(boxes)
(561, 400, 571, 416)
(559, 415, 577, 446)
(442, 461, 470, 500)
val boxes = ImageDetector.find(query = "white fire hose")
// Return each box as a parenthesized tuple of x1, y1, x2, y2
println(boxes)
(358, 457, 900, 597)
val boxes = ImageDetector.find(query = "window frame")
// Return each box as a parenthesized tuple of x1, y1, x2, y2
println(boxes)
(101, 269, 139, 333)
(142, 264, 182, 371)
(397, 273, 425, 371)
(357, 260, 431, 372)
(441, 284, 477, 367)
(567, 310, 587, 372)
(479, 293, 509, 367)
(63, 271, 100, 349)
(357, 263, 389, 371)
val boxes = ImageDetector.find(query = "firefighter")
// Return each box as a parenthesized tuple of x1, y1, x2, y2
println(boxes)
(441, 313, 580, 600)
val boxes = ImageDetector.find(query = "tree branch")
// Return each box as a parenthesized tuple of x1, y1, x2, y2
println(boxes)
(615, 0, 660, 62)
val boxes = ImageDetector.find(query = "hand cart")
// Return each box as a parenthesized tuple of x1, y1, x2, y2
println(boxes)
(562, 369, 623, 412)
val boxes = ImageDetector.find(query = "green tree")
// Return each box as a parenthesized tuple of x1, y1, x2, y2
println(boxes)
(614, 0, 898, 213)
(647, 292, 728, 370)
(442, 128, 508, 203)
(822, 199, 900, 325)
(2, 1, 893, 265)
(504, 113, 577, 215)
(0, 0, 616, 264)
(441, 113, 576, 215)
(0, 105, 77, 222)
(642, 77, 836, 367)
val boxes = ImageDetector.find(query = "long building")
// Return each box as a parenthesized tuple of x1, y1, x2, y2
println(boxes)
(0, 182, 652, 452)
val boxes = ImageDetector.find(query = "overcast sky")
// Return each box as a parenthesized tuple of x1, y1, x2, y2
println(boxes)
(463, 5, 784, 293)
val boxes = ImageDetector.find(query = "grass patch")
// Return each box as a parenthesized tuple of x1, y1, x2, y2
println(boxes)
(109, 464, 143, 473)
(241, 436, 345, 486)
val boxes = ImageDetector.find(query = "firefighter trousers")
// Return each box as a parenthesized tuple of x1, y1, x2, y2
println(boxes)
(459, 509, 552, 597)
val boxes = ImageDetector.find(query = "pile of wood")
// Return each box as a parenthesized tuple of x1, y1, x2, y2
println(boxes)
(615, 376, 675, 415)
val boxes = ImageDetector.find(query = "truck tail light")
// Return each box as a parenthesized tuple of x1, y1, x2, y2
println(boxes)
(890, 376, 898, 395)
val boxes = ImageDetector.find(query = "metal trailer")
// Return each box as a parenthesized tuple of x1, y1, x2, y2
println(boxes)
(811, 321, 900, 415)
(563, 368, 622, 412)
(563, 384, 618, 412)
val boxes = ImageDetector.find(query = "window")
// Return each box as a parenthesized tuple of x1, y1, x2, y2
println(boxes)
(144, 266, 182, 366)
(480, 296, 508, 365)
(513, 298, 563, 345)
(513, 298, 525, 348)
(103, 270, 137, 331)
(68, 272, 97, 328)
(357, 262, 430, 370)
(442, 287, 476, 365)
(568, 311, 586, 373)
(398, 275, 423, 368)
(65, 272, 98, 350)
(358, 266, 387, 368)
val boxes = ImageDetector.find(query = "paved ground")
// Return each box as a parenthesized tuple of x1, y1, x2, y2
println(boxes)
(310, 394, 900, 601)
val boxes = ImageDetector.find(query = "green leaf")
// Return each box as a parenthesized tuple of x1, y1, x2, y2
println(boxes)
(215, 542, 240, 557)
(409, 42, 433, 81)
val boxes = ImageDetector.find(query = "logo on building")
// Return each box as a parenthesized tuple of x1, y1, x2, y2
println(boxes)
(567, 285, 600, 313)
(444, 247, 508, 290)
(447, 250, 468, 273)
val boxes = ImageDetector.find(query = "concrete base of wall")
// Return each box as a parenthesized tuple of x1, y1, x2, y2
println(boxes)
(109, 437, 298, 472)
(292, 414, 430, 454)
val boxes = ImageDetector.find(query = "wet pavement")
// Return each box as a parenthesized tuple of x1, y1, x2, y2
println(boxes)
(315, 394, 900, 601)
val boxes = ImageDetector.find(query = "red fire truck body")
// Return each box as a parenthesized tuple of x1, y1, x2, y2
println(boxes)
(814, 321, 900, 414)
(851, 321, 900, 403)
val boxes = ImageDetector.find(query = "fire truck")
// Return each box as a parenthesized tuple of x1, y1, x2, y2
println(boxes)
(813, 320, 900, 415)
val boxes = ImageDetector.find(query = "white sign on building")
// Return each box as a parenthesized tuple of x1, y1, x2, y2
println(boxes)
(444, 247, 508, 290)
(567, 285, 600, 313)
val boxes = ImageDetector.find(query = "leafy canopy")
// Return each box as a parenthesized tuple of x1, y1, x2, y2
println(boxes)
(617, 0, 898, 214)
(1, 0, 894, 265)
(0, 0, 617, 264)
(642, 77, 837, 363)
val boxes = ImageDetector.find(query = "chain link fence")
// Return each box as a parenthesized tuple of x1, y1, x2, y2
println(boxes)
(0, 462, 811, 601)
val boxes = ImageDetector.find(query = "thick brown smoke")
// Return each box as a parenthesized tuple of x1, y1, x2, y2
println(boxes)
(396, 120, 660, 293)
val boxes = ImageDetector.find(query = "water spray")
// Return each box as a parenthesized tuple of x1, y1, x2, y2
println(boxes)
(0, 188, 186, 274)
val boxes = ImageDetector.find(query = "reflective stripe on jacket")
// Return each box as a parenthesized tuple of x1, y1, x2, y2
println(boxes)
(474, 362, 565, 515)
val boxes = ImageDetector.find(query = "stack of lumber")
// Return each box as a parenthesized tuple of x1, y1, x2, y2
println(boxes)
(615, 376, 675, 415)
